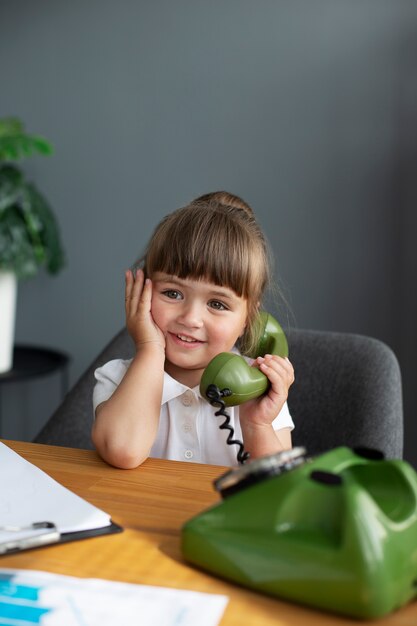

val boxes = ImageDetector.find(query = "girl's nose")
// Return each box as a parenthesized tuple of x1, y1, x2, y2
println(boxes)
(177, 303, 204, 328)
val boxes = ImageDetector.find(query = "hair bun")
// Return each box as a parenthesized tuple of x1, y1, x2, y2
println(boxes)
(190, 191, 254, 219)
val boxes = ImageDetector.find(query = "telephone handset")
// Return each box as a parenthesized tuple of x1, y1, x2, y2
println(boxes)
(199, 311, 288, 406)
(199, 312, 288, 464)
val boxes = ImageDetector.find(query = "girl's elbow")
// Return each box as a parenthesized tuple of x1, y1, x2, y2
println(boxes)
(92, 428, 148, 469)
(102, 442, 148, 469)
(109, 449, 147, 469)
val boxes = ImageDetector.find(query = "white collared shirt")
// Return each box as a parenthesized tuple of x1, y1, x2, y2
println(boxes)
(93, 358, 294, 467)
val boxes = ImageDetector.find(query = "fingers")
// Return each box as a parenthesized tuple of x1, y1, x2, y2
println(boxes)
(125, 269, 151, 318)
(240, 355, 295, 428)
(124, 269, 135, 316)
(255, 354, 295, 397)
(125, 269, 164, 349)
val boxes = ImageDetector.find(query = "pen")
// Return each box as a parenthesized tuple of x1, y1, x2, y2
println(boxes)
(0, 521, 60, 554)
(0, 521, 56, 532)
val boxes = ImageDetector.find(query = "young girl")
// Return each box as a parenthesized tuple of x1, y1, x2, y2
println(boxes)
(92, 191, 295, 468)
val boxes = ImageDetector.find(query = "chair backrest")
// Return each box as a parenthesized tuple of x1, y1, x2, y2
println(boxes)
(34, 329, 135, 449)
(34, 327, 404, 459)
(286, 328, 403, 458)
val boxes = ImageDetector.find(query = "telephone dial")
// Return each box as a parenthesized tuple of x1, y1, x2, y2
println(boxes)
(181, 313, 417, 619)
(182, 446, 417, 620)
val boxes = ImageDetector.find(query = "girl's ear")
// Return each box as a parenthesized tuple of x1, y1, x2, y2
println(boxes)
(239, 303, 256, 338)
(238, 314, 248, 339)
(240, 302, 260, 338)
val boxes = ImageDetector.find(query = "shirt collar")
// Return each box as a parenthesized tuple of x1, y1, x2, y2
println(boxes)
(161, 371, 203, 404)
(161, 346, 245, 405)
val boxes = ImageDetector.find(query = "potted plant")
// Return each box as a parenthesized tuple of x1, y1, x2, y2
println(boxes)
(0, 117, 65, 373)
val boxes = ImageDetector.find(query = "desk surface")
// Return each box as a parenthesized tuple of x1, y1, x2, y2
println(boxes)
(1, 440, 416, 626)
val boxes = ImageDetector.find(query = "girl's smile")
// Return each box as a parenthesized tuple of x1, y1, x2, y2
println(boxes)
(169, 331, 206, 347)
(150, 272, 248, 388)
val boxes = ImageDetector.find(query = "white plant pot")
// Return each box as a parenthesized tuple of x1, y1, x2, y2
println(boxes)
(0, 270, 17, 373)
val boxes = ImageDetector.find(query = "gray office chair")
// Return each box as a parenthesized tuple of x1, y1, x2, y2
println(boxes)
(34, 327, 404, 459)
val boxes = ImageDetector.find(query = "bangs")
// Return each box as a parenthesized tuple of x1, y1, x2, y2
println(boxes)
(141, 196, 273, 356)
(144, 207, 267, 300)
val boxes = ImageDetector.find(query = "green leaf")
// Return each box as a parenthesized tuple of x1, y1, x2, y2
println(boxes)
(0, 134, 53, 161)
(0, 206, 39, 278)
(19, 185, 46, 264)
(0, 117, 64, 279)
(0, 116, 53, 161)
(0, 165, 24, 214)
(31, 137, 54, 155)
(0, 117, 24, 137)
(25, 183, 65, 274)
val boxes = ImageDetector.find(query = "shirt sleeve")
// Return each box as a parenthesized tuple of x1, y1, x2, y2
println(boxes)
(92, 358, 132, 413)
(272, 401, 294, 431)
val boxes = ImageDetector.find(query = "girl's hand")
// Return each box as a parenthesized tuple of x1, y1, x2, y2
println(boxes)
(125, 269, 165, 351)
(239, 354, 295, 427)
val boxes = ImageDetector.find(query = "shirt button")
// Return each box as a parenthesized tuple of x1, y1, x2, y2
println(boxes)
(184, 449, 194, 459)
(182, 392, 194, 407)
(182, 423, 192, 433)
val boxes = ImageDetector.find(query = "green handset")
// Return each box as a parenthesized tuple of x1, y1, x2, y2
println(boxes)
(200, 311, 288, 407)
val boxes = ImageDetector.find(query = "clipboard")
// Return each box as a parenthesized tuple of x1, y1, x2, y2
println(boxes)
(0, 520, 123, 555)
(0, 443, 123, 555)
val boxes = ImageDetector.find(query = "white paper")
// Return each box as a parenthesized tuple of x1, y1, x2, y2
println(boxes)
(0, 442, 111, 535)
(0, 569, 228, 626)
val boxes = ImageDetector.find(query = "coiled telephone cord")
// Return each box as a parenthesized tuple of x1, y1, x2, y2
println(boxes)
(205, 384, 250, 465)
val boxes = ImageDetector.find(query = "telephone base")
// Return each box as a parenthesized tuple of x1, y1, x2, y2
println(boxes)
(181, 447, 417, 619)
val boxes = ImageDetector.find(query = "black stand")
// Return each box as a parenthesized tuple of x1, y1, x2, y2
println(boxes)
(0, 346, 70, 435)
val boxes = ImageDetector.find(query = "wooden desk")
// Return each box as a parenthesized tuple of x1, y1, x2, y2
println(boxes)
(1, 440, 416, 626)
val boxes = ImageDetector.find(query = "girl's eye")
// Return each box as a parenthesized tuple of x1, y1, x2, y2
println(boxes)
(162, 289, 182, 300)
(209, 300, 228, 311)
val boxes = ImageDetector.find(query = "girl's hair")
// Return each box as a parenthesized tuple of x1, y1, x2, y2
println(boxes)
(142, 191, 273, 355)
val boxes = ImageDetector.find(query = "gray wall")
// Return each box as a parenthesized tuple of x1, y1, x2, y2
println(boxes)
(1, 2, 416, 464)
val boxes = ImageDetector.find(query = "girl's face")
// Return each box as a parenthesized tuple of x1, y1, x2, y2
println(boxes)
(151, 272, 248, 388)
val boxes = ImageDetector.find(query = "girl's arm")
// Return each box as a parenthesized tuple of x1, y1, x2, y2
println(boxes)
(239, 354, 295, 459)
(92, 269, 165, 469)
